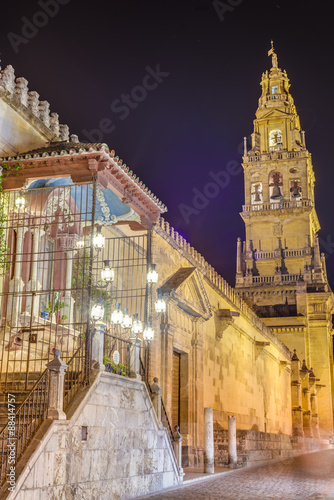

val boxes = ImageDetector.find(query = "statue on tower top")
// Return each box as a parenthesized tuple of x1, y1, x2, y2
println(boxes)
(268, 40, 278, 68)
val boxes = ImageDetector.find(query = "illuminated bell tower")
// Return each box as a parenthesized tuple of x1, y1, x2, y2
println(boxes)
(236, 43, 334, 437)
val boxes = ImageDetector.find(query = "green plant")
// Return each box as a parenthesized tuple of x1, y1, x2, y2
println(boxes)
(44, 292, 67, 314)
(103, 356, 129, 376)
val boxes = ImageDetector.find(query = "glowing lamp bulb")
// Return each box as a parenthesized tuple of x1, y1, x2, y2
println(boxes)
(15, 196, 26, 210)
(132, 313, 143, 334)
(111, 303, 123, 325)
(155, 294, 166, 313)
(93, 227, 105, 250)
(101, 260, 114, 283)
(121, 308, 132, 329)
(143, 322, 154, 341)
(91, 302, 104, 321)
(147, 264, 158, 284)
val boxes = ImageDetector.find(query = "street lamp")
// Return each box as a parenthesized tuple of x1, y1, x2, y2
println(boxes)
(147, 264, 158, 284)
(93, 226, 105, 250)
(101, 260, 114, 283)
(91, 301, 104, 321)
(15, 192, 26, 210)
(155, 293, 166, 313)
(121, 308, 132, 329)
(143, 322, 154, 341)
(111, 303, 123, 325)
(132, 313, 143, 334)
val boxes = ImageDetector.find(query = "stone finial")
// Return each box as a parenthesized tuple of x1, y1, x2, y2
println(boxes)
(301, 359, 309, 372)
(291, 349, 299, 361)
(15, 77, 29, 106)
(50, 112, 60, 136)
(38, 101, 50, 127)
(59, 124, 70, 141)
(46, 349, 68, 372)
(150, 377, 162, 394)
(0, 65, 15, 92)
(70, 134, 79, 143)
(28, 91, 40, 116)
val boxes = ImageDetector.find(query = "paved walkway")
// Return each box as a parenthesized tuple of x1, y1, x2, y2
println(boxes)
(139, 450, 334, 499)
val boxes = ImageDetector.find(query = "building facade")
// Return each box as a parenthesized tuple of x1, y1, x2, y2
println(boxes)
(235, 43, 334, 437)
(0, 47, 333, 497)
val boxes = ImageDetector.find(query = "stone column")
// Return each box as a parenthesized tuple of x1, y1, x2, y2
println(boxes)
(130, 336, 142, 380)
(91, 320, 106, 370)
(151, 377, 162, 423)
(8, 226, 28, 325)
(228, 415, 237, 469)
(236, 237, 243, 275)
(204, 407, 214, 473)
(301, 360, 313, 438)
(46, 350, 68, 420)
(26, 226, 44, 319)
(173, 425, 184, 478)
(291, 350, 304, 437)
(63, 249, 75, 323)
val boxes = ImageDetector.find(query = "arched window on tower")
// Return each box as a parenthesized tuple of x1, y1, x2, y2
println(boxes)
(290, 179, 302, 201)
(251, 183, 263, 204)
(269, 171, 283, 202)
(269, 129, 283, 151)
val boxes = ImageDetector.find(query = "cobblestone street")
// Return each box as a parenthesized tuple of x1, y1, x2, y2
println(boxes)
(139, 450, 334, 500)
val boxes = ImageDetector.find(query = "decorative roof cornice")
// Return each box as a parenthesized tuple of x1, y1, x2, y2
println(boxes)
(0, 65, 70, 142)
(1, 140, 167, 225)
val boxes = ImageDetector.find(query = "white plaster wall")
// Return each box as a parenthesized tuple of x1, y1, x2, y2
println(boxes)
(7, 373, 180, 500)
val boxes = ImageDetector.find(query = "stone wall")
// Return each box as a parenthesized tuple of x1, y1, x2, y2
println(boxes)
(7, 372, 181, 500)
(150, 227, 292, 467)
(214, 428, 332, 467)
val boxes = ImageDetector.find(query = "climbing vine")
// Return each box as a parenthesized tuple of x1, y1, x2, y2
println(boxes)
(0, 162, 29, 275)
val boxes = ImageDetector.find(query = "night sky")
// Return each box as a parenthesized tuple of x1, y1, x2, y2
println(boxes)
(1, 0, 333, 286)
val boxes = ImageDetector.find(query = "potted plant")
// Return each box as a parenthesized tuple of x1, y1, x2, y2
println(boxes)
(41, 292, 67, 322)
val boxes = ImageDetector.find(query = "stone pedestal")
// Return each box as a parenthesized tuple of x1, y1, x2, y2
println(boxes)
(228, 415, 237, 469)
(46, 350, 68, 420)
(130, 336, 142, 379)
(204, 407, 214, 473)
(151, 377, 162, 423)
(91, 321, 106, 370)
(173, 425, 184, 479)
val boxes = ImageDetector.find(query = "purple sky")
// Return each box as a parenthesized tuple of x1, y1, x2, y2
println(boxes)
(1, 0, 334, 286)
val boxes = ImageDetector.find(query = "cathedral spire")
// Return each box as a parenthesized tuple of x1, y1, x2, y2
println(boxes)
(268, 40, 278, 68)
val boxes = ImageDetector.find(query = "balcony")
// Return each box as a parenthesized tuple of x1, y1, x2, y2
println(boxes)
(242, 199, 314, 213)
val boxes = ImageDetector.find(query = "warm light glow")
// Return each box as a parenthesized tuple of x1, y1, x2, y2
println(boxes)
(93, 227, 105, 250)
(15, 196, 26, 210)
(143, 322, 154, 341)
(121, 308, 132, 329)
(111, 303, 123, 324)
(76, 239, 84, 249)
(91, 303, 104, 321)
(101, 260, 114, 283)
(155, 294, 166, 313)
(147, 264, 158, 284)
(132, 313, 143, 334)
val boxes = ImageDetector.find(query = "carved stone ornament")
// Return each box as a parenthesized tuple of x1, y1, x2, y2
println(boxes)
(215, 309, 234, 341)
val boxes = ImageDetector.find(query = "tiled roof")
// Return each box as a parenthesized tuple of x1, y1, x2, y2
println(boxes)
(1, 140, 168, 212)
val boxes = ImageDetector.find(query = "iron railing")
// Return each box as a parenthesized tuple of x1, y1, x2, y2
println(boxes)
(0, 369, 49, 487)
(63, 342, 86, 412)
(139, 356, 175, 443)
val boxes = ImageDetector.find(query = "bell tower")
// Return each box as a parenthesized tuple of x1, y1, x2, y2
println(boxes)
(236, 43, 334, 437)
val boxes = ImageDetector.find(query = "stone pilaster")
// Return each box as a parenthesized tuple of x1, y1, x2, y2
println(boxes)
(300, 360, 313, 438)
(46, 350, 68, 420)
(291, 350, 304, 437)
